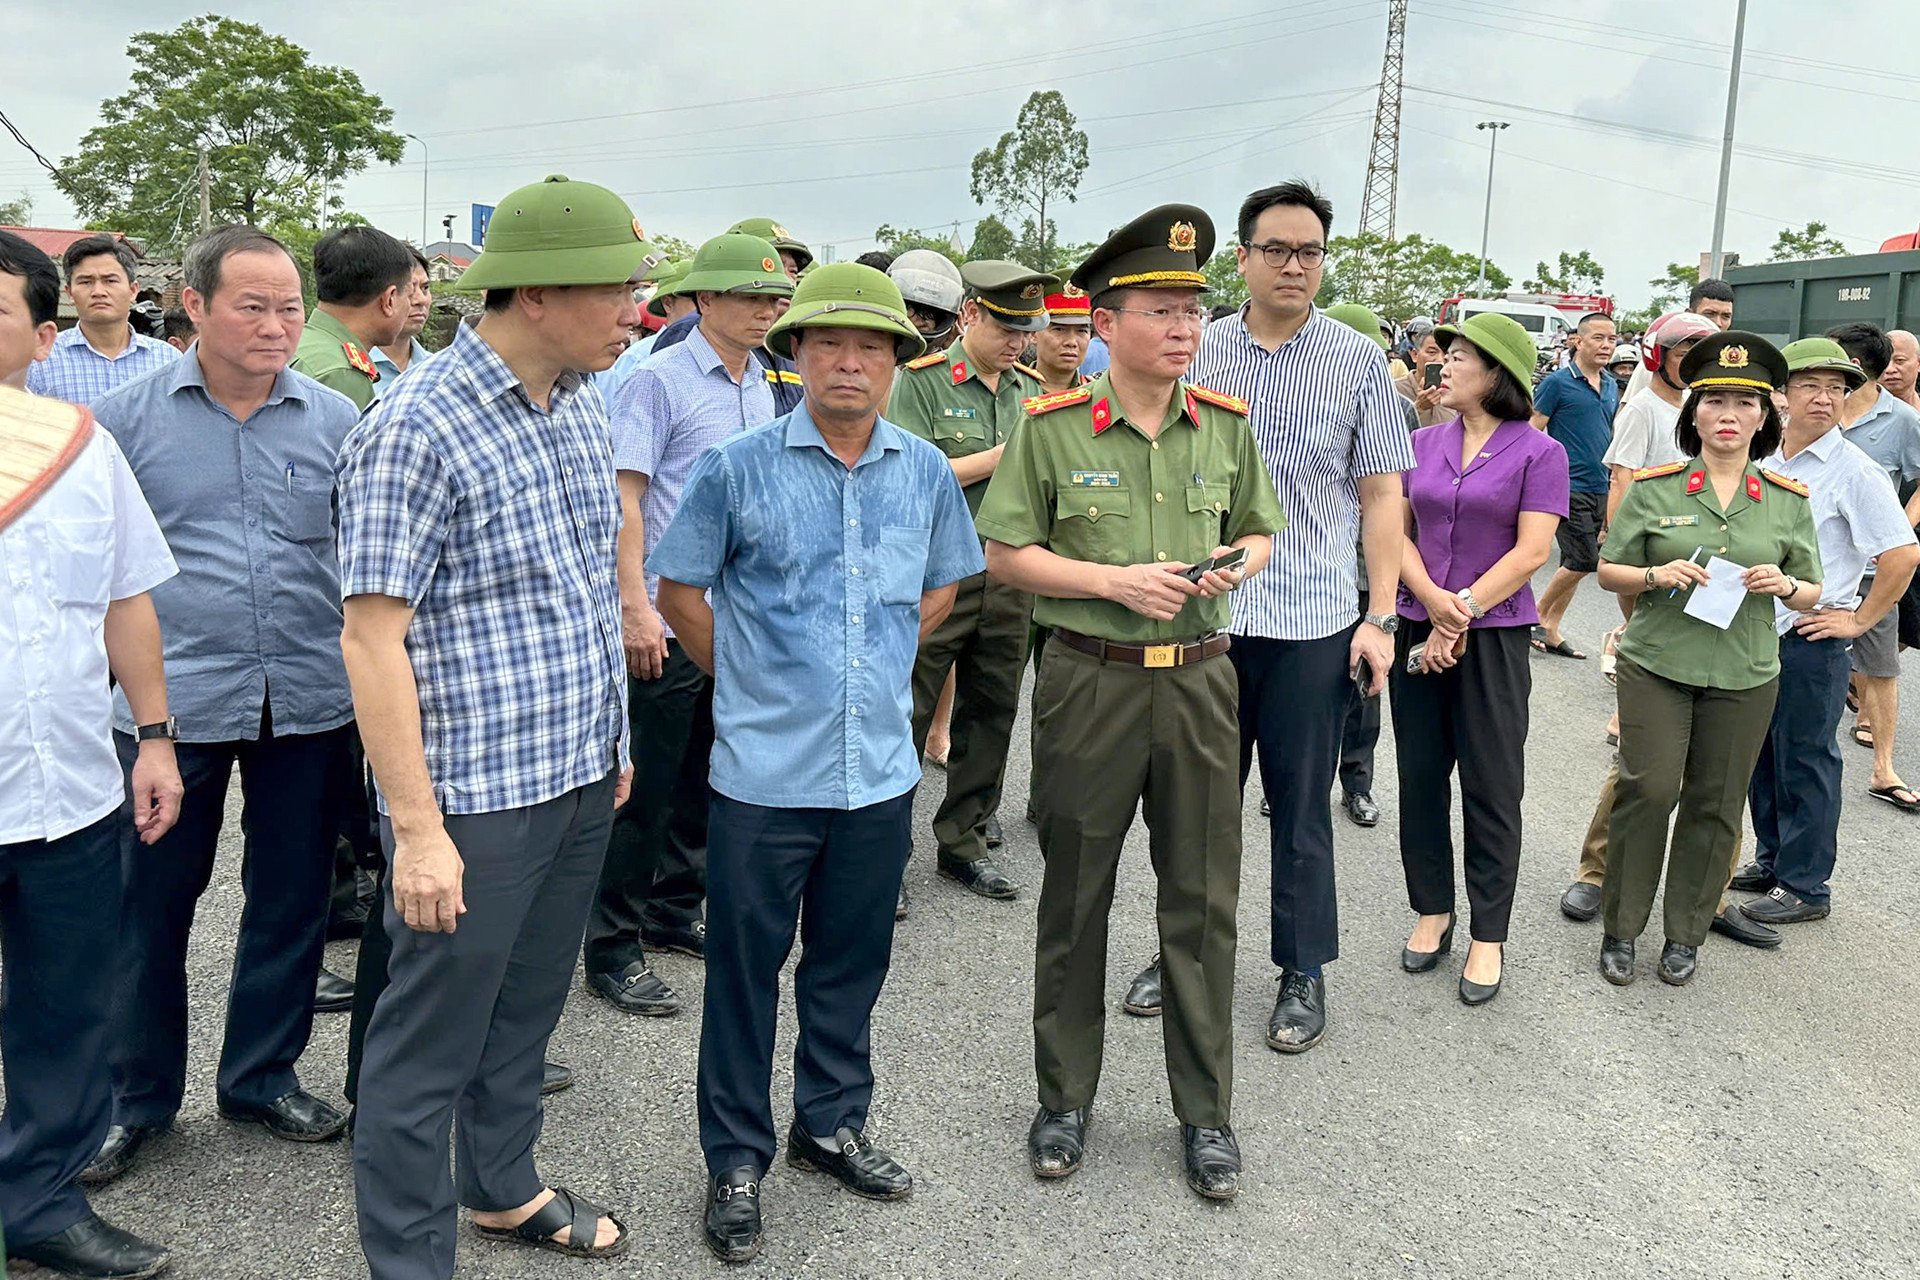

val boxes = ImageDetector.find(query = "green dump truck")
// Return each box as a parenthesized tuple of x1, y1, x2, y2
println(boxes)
(1727, 250, 1920, 342)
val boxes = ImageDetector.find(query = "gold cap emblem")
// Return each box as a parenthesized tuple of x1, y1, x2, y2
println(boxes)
(1019, 283, 1043, 300)
(632, 219, 647, 242)
(771, 224, 791, 241)
(1720, 345, 1750, 369)
(1062, 281, 1084, 298)
(1168, 221, 1199, 252)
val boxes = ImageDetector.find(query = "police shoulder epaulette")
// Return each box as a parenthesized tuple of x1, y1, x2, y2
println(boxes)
(1022, 387, 1092, 416)
(1761, 468, 1809, 497)
(904, 350, 948, 370)
(343, 341, 379, 381)
(1632, 461, 1686, 481)
(1011, 361, 1043, 381)
(1187, 384, 1248, 415)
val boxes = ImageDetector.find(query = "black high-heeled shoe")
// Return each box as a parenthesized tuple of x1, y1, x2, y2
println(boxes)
(1458, 942, 1503, 1006)
(1401, 914, 1456, 973)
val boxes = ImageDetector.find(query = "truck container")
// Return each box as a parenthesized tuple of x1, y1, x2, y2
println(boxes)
(1726, 250, 1920, 343)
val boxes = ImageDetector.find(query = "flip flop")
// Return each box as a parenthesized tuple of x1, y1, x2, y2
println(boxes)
(1532, 636, 1587, 659)
(1600, 626, 1624, 684)
(1846, 688, 1861, 714)
(1853, 725, 1875, 750)
(1868, 784, 1920, 811)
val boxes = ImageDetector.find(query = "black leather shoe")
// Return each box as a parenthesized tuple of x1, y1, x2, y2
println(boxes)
(641, 920, 706, 960)
(937, 852, 1018, 899)
(895, 882, 910, 920)
(704, 1166, 763, 1264)
(1122, 953, 1163, 1016)
(7, 1212, 170, 1279)
(1739, 886, 1830, 925)
(313, 965, 355, 1013)
(586, 961, 681, 1016)
(1342, 791, 1379, 827)
(1181, 1124, 1241, 1200)
(1559, 881, 1602, 922)
(1401, 915, 1454, 973)
(217, 1088, 347, 1142)
(80, 1122, 166, 1186)
(1600, 935, 1636, 986)
(984, 816, 1005, 849)
(541, 1061, 575, 1095)
(785, 1122, 913, 1200)
(1728, 861, 1777, 894)
(1709, 904, 1781, 949)
(1028, 1105, 1089, 1179)
(1658, 941, 1698, 985)
(1266, 971, 1327, 1053)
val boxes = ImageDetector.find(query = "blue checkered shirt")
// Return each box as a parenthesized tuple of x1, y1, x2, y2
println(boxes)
(27, 324, 179, 406)
(335, 322, 628, 815)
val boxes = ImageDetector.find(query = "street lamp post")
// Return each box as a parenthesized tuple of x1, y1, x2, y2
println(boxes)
(1474, 121, 1509, 295)
(405, 132, 429, 248)
(1707, 0, 1749, 279)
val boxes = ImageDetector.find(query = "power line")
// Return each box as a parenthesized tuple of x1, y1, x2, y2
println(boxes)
(0, 108, 59, 176)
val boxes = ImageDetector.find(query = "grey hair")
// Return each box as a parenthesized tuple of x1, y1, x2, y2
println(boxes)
(182, 224, 293, 299)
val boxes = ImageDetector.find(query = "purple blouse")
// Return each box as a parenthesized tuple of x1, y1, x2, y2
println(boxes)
(1397, 417, 1571, 629)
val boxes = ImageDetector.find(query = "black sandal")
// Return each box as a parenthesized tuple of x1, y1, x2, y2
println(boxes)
(472, 1186, 629, 1259)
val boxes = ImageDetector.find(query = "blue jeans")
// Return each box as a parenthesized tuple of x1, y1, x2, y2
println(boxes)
(1748, 631, 1852, 904)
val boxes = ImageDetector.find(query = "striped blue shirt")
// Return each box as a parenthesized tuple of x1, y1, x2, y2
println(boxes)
(1191, 306, 1413, 641)
(27, 324, 179, 407)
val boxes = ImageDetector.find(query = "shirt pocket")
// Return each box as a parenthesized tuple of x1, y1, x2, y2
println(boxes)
(931, 416, 993, 457)
(880, 523, 932, 605)
(1054, 487, 1132, 562)
(45, 515, 113, 607)
(283, 480, 337, 546)
(1184, 483, 1230, 562)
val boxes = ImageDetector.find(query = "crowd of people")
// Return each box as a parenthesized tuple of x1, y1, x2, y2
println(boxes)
(2, 169, 1917, 1280)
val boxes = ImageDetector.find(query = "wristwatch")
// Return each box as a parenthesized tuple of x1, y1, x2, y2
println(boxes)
(1364, 612, 1400, 634)
(1783, 574, 1800, 600)
(1644, 566, 1658, 589)
(134, 716, 178, 742)
(1456, 588, 1485, 619)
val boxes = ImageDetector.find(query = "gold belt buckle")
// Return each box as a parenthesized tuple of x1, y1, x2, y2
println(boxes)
(1142, 643, 1178, 668)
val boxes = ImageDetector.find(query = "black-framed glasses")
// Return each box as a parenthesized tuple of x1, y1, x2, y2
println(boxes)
(1243, 241, 1326, 269)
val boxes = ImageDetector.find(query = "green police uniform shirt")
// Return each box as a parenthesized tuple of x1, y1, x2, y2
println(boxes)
(291, 307, 381, 412)
(1604, 460, 1822, 690)
(887, 338, 1040, 517)
(975, 371, 1286, 643)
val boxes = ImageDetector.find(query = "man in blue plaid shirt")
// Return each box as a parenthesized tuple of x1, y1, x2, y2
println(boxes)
(26, 235, 176, 407)
(338, 176, 663, 1279)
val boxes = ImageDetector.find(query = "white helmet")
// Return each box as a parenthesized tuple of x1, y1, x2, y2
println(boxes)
(888, 249, 964, 314)
(1609, 343, 1641, 368)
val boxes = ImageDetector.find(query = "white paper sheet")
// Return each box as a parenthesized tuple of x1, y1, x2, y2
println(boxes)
(1682, 557, 1748, 630)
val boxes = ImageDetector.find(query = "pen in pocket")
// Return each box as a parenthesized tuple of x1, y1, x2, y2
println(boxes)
(286, 463, 295, 494)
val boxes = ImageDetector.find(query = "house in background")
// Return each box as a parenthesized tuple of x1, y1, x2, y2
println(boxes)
(422, 239, 479, 283)
(0, 225, 177, 323)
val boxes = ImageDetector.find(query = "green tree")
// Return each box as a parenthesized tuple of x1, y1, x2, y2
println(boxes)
(969, 90, 1090, 269)
(1522, 249, 1606, 294)
(966, 216, 1016, 262)
(1203, 248, 1249, 310)
(1318, 232, 1508, 321)
(0, 192, 31, 225)
(647, 232, 698, 263)
(1046, 239, 1098, 277)
(1767, 220, 1847, 262)
(1645, 261, 1699, 314)
(874, 223, 963, 266)
(55, 16, 405, 253)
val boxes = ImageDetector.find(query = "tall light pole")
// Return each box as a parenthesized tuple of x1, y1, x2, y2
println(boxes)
(405, 132, 429, 248)
(1474, 121, 1509, 295)
(1707, 0, 1749, 279)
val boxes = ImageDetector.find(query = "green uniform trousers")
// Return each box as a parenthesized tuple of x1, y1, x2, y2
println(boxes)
(910, 571, 1032, 862)
(1030, 639, 1240, 1128)
(1576, 757, 1742, 914)
(1602, 659, 1777, 947)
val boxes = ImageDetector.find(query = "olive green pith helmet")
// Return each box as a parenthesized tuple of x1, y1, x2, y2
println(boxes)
(726, 217, 812, 272)
(674, 234, 793, 298)
(454, 175, 660, 291)
(644, 259, 692, 317)
(1780, 337, 1867, 390)
(764, 263, 926, 361)
(1325, 303, 1390, 351)
(1433, 312, 1538, 406)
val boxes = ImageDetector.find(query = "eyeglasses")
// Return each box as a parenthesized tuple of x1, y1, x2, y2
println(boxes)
(1243, 241, 1326, 270)
(1108, 306, 1207, 327)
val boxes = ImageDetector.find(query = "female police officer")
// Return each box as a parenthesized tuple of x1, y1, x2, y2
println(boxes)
(1594, 332, 1822, 987)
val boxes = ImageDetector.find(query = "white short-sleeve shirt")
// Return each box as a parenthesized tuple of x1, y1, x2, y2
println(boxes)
(1, 425, 176, 843)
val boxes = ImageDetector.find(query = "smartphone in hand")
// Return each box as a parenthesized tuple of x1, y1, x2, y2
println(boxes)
(1177, 546, 1249, 584)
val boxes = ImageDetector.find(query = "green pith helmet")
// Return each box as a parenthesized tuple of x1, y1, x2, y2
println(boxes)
(726, 217, 812, 272)
(454, 175, 660, 291)
(1326, 303, 1390, 351)
(675, 234, 794, 299)
(960, 259, 1060, 333)
(1434, 312, 1538, 404)
(644, 259, 692, 317)
(764, 263, 925, 362)
(1781, 336, 1868, 390)
(1681, 330, 1787, 393)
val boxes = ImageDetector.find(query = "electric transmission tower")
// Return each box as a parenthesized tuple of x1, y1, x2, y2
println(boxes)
(1358, 0, 1408, 244)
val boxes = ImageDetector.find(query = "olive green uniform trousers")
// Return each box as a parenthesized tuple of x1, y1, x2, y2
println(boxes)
(911, 571, 1032, 862)
(1030, 640, 1240, 1128)
(1576, 758, 1742, 914)
(1602, 660, 1778, 947)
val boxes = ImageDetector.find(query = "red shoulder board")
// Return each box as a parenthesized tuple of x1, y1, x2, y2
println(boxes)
(343, 342, 379, 381)
(1021, 387, 1092, 416)
(1631, 461, 1686, 482)
(904, 350, 947, 370)
(1186, 385, 1249, 415)
(950, 359, 969, 385)
(1685, 469, 1706, 494)
(1091, 396, 1113, 434)
(1761, 468, 1809, 497)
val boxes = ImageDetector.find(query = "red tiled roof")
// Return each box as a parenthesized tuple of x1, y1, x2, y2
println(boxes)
(0, 226, 137, 258)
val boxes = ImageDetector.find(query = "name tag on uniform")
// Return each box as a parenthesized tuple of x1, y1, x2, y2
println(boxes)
(941, 407, 978, 420)
(1069, 470, 1121, 488)
(1657, 515, 1700, 528)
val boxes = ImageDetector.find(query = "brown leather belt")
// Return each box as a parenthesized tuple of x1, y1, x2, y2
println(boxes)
(1050, 627, 1230, 669)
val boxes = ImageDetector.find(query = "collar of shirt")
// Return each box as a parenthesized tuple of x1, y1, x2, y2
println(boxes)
(370, 337, 429, 378)
(1846, 386, 1905, 432)
(55, 322, 146, 361)
(450, 321, 585, 412)
(783, 399, 905, 468)
(1083, 370, 1205, 436)
(684, 323, 748, 384)
(1227, 301, 1323, 355)
(167, 346, 313, 410)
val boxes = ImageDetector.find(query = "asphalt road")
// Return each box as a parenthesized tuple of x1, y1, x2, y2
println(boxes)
(26, 570, 1920, 1279)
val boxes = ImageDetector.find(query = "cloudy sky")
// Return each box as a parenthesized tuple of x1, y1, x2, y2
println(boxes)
(8, 0, 1915, 309)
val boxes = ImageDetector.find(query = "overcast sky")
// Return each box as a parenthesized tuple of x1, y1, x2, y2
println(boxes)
(8, 0, 1915, 310)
